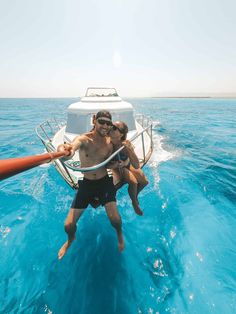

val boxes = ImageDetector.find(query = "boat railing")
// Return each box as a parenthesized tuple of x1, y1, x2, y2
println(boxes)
(35, 118, 66, 145)
(135, 113, 152, 136)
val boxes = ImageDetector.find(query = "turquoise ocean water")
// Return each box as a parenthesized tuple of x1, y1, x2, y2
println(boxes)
(0, 98, 236, 314)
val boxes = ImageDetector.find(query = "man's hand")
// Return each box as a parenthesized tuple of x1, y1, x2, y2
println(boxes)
(57, 144, 73, 157)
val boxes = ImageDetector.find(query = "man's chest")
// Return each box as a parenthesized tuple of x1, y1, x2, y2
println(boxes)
(82, 144, 111, 160)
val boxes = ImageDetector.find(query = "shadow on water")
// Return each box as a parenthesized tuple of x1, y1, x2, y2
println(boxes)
(35, 212, 135, 314)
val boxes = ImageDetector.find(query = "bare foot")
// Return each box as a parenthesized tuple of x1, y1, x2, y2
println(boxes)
(132, 201, 143, 216)
(58, 241, 72, 260)
(118, 234, 125, 252)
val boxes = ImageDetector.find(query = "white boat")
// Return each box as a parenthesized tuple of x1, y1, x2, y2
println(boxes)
(36, 87, 153, 189)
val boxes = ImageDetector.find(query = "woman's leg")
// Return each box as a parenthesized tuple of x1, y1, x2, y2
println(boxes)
(122, 168, 143, 216)
(129, 166, 149, 195)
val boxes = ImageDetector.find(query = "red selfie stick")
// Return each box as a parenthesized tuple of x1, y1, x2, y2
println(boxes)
(0, 151, 66, 181)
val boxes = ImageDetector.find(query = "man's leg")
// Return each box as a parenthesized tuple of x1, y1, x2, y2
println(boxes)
(58, 207, 85, 259)
(111, 168, 122, 185)
(104, 202, 125, 252)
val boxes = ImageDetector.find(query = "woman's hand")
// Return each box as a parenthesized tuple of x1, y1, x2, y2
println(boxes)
(122, 140, 134, 150)
(117, 160, 127, 168)
(106, 160, 127, 169)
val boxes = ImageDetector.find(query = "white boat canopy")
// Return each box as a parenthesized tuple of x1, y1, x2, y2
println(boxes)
(65, 87, 136, 136)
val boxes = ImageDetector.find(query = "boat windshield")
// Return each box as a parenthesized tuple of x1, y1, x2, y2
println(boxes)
(85, 88, 119, 97)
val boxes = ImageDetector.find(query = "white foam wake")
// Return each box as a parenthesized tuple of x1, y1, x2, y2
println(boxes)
(149, 133, 176, 167)
(145, 120, 183, 197)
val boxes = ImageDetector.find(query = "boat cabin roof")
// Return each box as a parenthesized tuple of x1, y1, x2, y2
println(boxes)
(65, 87, 136, 135)
(81, 87, 122, 103)
(85, 87, 119, 97)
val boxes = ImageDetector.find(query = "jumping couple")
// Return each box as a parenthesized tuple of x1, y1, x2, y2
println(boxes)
(57, 110, 148, 259)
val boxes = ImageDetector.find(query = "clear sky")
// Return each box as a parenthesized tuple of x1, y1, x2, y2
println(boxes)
(0, 0, 236, 97)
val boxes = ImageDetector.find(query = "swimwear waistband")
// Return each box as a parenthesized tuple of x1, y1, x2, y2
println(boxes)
(83, 175, 110, 183)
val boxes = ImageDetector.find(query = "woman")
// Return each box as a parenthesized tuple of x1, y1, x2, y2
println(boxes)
(109, 121, 149, 216)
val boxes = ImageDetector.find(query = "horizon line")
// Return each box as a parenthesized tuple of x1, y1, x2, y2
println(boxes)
(1, 95, 236, 99)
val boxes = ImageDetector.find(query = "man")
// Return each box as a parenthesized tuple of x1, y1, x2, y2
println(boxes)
(57, 110, 125, 259)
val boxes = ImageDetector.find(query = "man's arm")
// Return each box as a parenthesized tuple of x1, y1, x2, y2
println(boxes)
(122, 140, 140, 169)
(57, 135, 84, 159)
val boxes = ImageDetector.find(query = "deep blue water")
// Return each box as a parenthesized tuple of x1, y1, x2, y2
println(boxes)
(0, 98, 236, 314)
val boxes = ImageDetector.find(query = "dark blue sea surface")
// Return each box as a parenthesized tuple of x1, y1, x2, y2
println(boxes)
(0, 98, 236, 314)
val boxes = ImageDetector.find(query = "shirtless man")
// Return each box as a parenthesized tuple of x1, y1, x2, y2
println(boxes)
(57, 110, 125, 259)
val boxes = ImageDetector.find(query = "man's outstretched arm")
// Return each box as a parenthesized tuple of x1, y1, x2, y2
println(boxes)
(57, 136, 84, 159)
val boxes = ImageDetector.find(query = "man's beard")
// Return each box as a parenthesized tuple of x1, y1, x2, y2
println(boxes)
(96, 128, 108, 137)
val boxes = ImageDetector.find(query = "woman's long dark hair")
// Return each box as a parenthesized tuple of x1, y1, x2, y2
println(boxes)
(113, 121, 128, 140)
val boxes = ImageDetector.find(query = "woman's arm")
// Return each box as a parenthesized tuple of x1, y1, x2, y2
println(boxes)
(122, 140, 140, 169)
(106, 160, 128, 169)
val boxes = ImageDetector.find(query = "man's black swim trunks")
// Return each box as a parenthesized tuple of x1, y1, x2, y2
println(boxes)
(71, 175, 116, 209)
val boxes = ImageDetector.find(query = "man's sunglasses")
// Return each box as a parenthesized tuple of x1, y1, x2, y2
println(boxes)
(97, 119, 113, 126)
(112, 125, 124, 133)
